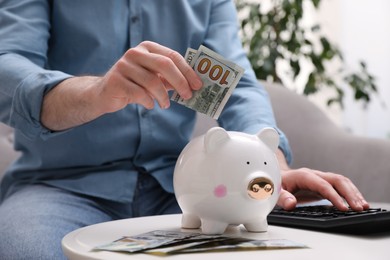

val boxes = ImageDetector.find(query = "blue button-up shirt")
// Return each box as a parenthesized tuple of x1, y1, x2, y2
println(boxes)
(0, 0, 291, 202)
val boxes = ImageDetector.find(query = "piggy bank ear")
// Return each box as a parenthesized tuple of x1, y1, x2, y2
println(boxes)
(256, 127, 279, 152)
(204, 127, 230, 153)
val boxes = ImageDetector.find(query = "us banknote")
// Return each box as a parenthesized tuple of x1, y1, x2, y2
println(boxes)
(94, 230, 222, 253)
(171, 45, 244, 119)
(94, 230, 307, 255)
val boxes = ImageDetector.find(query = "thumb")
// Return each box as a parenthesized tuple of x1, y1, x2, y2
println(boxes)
(277, 189, 297, 210)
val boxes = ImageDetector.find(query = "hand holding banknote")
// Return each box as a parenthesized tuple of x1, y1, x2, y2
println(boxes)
(96, 41, 203, 112)
(171, 45, 244, 119)
(41, 41, 206, 131)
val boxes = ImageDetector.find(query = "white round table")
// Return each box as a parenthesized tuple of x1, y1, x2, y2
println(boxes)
(62, 203, 390, 260)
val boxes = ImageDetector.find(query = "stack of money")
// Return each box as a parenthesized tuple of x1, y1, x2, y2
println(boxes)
(94, 230, 307, 255)
(171, 45, 245, 119)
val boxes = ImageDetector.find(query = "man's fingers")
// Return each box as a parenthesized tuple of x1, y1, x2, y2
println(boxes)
(104, 41, 204, 109)
(115, 75, 155, 110)
(139, 41, 202, 88)
(119, 60, 171, 109)
(99, 67, 156, 111)
(277, 189, 297, 210)
(314, 170, 369, 211)
(282, 168, 369, 211)
(159, 75, 174, 91)
(294, 169, 349, 211)
(164, 48, 203, 90)
(123, 47, 191, 100)
(135, 42, 202, 95)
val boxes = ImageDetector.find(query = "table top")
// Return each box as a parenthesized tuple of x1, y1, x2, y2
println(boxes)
(62, 202, 390, 260)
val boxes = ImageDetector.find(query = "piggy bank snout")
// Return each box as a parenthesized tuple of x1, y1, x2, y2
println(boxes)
(247, 177, 274, 200)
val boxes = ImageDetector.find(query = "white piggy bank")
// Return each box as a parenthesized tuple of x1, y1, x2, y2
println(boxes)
(173, 127, 281, 234)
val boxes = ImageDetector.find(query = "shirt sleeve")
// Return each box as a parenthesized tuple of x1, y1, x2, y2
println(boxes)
(0, 0, 72, 140)
(203, 0, 292, 164)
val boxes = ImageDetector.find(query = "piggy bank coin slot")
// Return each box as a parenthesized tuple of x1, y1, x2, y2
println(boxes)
(248, 177, 274, 200)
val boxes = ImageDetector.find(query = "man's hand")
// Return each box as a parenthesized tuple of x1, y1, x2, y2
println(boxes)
(275, 150, 370, 211)
(41, 41, 202, 131)
(95, 41, 202, 113)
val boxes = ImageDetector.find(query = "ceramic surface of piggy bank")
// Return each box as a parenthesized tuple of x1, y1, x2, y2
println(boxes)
(173, 127, 281, 234)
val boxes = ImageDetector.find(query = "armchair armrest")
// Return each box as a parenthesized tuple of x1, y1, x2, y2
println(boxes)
(264, 81, 390, 203)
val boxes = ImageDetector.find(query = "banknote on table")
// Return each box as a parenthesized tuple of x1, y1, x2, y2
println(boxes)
(94, 230, 307, 255)
(171, 45, 245, 119)
(93, 230, 222, 253)
(147, 237, 308, 255)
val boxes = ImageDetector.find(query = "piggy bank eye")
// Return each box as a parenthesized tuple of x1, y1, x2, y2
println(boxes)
(247, 177, 274, 200)
(264, 161, 267, 165)
(246, 161, 250, 165)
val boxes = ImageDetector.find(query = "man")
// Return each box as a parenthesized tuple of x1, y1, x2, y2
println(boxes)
(0, 1, 368, 259)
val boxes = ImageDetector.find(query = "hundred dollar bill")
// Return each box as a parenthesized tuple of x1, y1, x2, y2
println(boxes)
(146, 237, 307, 255)
(171, 45, 244, 119)
(183, 47, 197, 65)
(93, 230, 222, 253)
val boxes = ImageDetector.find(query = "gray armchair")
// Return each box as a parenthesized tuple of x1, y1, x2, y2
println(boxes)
(193, 81, 390, 203)
(1, 81, 389, 202)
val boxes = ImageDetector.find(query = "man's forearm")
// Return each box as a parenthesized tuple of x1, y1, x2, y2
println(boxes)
(40, 76, 104, 131)
(40, 42, 203, 132)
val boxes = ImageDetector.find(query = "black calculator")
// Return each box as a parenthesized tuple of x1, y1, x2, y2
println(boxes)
(267, 205, 390, 234)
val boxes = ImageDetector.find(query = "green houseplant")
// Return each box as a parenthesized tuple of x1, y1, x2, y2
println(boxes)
(235, 0, 377, 107)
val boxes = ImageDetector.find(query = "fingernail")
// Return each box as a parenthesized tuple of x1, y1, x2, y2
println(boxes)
(284, 197, 295, 209)
(353, 200, 363, 211)
(192, 77, 203, 90)
(286, 196, 295, 202)
(182, 91, 192, 100)
(339, 201, 349, 211)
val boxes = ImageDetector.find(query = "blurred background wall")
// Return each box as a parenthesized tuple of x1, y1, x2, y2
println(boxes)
(314, 0, 390, 139)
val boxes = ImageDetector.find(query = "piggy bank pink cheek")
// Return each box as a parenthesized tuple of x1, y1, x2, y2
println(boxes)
(213, 184, 227, 198)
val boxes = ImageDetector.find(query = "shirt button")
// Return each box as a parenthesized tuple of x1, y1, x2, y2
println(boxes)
(131, 16, 139, 23)
(140, 109, 149, 117)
